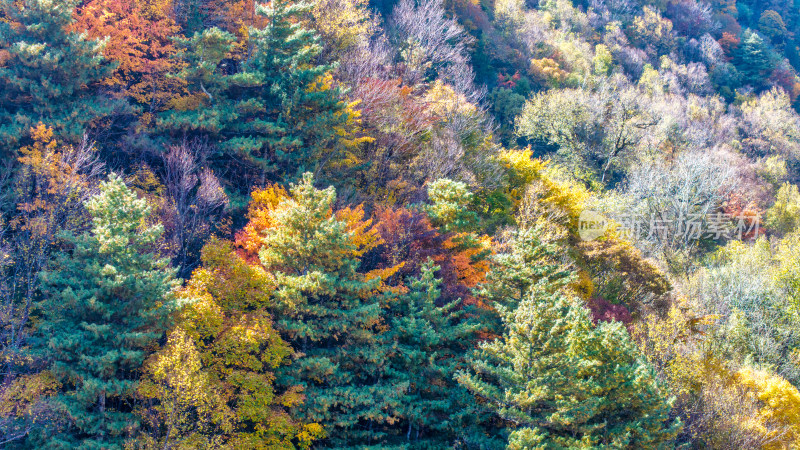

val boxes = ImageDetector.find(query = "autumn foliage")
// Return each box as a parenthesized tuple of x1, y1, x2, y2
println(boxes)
(5, 0, 800, 447)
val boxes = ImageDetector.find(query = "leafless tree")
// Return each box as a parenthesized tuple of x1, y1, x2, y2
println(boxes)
(0, 136, 102, 367)
(391, 0, 481, 100)
(667, 0, 718, 38)
(737, 88, 800, 165)
(596, 83, 660, 182)
(661, 62, 713, 96)
(416, 129, 465, 182)
(0, 159, 14, 212)
(517, 11, 551, 49)
(337, 32, 396, 86)
(697, 33, 725, 67)
(591, 0, 638, 18)
(160, 140, 228, 278)
(602, 27, 647, 77)
(392, 0, 471, 67)
(588, 1, 611, 29)
(622, 146, 740, 257)
(686, 253, 800, 383)
(0, 136, 103, 445)
(678, 364, 794, 448)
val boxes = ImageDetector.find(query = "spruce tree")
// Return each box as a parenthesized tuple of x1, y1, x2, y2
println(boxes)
(0, 0, 120, 155)
(30, 174, 177, 448)
(158, 0, 349, 199)
(382, 259, 482, 446)
(257, 173, 400, 447)
(457, 284, 682, 448)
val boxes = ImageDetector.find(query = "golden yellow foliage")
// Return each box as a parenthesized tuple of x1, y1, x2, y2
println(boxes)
(497, 148, 589, 232)
(19, 124, 66, 181)
(309, 0, 374, 52)
(305, 75, 373, 174)
(0, 371, 60, 429)
(137, 328, 229, 448)
(335, 204, 383, 257)
(138, 239, 321, 448)
(424, 80, 479, 118)
(327, 100, 375, 172)
(496, 148, 547, 201)
(166, 91, 208, 112)
(529, 57, 568, 85)
(12, 124, 93, 236)
(735, 367, 800, 448)
(632, 298, 721, 394)
(632, 297, 800, 448)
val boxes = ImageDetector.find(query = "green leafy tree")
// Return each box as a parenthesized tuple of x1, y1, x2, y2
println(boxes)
(29, 174, 177, 448)
(0, 0, 121, 155)
(758, 10, 789, 45)
(592, 44, 613, 76)
(488, 87, 526, 145)
(766, 182, 800, 235)
(257, 173, 399, 447)
(457, 284, 682, 448)
(158, 0, 350, 203)
(515, 83, 657, 185)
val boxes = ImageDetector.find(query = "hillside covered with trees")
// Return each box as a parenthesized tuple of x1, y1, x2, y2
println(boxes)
(2, 0, 800, 447)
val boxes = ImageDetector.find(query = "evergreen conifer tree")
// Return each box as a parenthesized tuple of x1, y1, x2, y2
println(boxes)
(258, 173, 400, 447)
(158, 0, 350, 199)
(30, 174, 177, 448)
(478, 226, 573, 312)
(0, 0, 120, 155)
(382, 259, 483, 446)
(457, 283, 681, 448)
(474, 225, 575, 337)
(735, 30, 776, 88)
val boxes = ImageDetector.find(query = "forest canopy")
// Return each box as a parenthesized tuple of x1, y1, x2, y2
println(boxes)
(2, 0, 800, 448)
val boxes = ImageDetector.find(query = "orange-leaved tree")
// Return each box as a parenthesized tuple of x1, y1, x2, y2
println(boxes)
(73, 0, 181, 112)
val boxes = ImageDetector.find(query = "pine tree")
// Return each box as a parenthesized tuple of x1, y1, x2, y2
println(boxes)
(256, 173, 401, 447)
(0, 0, 121, 155)
(30, 174, 177, 448)
(382, 259, 490, 447)
(478, 225, 574, 313)
(158, 0, 352, 201)
(425, 178, 479, 233)
(457, 284, 682, 448)
(735, 30, 775, 88)
(473, 225, 575, 338)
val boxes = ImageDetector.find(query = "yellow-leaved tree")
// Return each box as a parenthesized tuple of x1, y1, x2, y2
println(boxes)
(135, 238, 323, 449)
